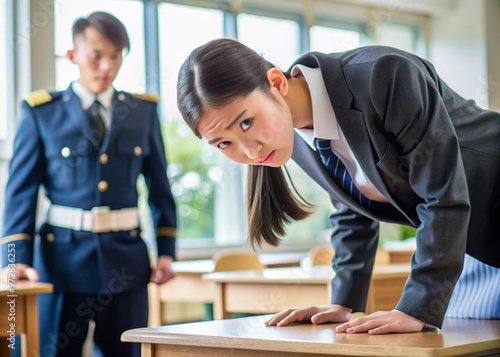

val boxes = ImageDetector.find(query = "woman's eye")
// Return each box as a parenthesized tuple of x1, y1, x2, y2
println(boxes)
(217, 141, 231, 149)
(241, 118, 252, 131)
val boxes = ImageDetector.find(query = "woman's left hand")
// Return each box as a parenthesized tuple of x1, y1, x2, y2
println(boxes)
(335, 310, 425, 335)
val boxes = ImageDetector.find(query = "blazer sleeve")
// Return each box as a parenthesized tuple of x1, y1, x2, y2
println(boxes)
(143, 106, 177, 259)
(1, 101, 44, 267)
(369, 54, 470, 328)
(329, 202, 379, 312)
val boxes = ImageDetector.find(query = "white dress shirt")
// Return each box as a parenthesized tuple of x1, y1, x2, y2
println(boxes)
(72, 81, 114, 128)
(292, 64, 388, 203)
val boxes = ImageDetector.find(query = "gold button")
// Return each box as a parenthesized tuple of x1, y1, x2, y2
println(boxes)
(47, 233, 55, 242)
(133, 146, 142, 156)
(61, 147, 71, 157)
(98, 180, 108, 192)
(130, 230, 138, 237)
(99, 153, 108, 164)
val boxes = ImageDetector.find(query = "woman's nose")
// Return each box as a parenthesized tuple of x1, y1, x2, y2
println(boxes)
(242, 142, 261, 160)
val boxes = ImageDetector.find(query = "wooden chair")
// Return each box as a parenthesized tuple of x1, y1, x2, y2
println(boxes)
(309, 245, 335, 266)
(302, 245, 335, 268)
(210, 249, 266, 319)
(212, 249, 266, 272)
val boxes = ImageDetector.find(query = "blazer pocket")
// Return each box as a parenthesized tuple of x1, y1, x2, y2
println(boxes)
(44, 142, 77, 189)
(44, 139, 94, 189)
(117, 139, 150, 186)
(39, 223, 72, 245)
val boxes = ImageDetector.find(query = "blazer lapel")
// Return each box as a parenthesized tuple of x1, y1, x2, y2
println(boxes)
(293, 53, 418, 226)
(108, 91, 132, 144)
(61, 86, 101, 149)
(292, 132, 373, 218)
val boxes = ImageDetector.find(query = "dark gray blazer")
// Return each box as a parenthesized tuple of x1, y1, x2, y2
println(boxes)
(289, 46, 500, 328)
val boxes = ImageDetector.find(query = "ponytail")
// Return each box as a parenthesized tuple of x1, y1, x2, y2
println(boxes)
(247, 165, 314, 247)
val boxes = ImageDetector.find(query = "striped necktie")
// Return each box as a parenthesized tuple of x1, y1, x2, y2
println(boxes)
(87, 100, 105, 146)
(315, 138, 377, 211)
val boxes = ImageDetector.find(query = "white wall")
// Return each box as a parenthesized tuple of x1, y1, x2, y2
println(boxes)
(428, 0, 489, 109)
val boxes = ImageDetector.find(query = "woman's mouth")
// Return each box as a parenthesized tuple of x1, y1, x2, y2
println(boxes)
(258, 151, 275, 165)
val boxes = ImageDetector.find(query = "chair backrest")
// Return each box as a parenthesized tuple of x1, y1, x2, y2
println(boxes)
(212, 249, 266, 272)
(308, 245, 335, 266)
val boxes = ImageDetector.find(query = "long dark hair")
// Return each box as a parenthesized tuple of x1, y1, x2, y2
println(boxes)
(177, 38, 313, 247)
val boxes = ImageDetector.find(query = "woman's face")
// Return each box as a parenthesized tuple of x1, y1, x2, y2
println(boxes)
(197, 89, 295, 167)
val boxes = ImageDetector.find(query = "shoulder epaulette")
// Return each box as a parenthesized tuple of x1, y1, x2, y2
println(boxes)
(131, 93, 158, 103)
(25, 89, 52, 107)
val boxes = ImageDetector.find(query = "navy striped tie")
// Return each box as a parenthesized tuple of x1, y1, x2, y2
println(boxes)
(315, 138, 376, 210)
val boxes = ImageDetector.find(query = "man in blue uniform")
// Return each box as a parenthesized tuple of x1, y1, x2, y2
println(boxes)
(0, 12, 177, 356)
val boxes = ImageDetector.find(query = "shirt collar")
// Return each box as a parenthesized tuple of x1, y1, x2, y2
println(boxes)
(291, 64, 341, 149)
(71, 81, 114, 111)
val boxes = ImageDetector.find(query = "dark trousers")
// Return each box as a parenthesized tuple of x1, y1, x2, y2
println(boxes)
(26, 286, 149, 357)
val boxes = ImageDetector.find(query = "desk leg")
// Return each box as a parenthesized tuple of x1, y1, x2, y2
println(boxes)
(0, 343, 9, 357)
(142, 343, 153, 357)
(148, 283, 161, 327)
(213, 283, 232, 320)
(25, 295, 39, 357)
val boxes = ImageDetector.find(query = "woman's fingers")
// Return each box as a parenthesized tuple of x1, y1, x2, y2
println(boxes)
(266, 305, 351, 327)
(336, 310, 425, 334)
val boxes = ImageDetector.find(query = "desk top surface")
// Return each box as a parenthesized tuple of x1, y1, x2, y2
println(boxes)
(0, 281, 53, 296)
(172, 252, 307, 274)
(122, 315, 500, 357)
(202, 264, 411, 284)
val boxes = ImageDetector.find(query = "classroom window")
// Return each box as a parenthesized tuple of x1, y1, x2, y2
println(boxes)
(237, 13, 300, 70)
(158, 3, 229, 241)
(372, 22, 418, 53)
(310, 26, 361, 53)
(0, 1, 9, 142)
(51, 0, 422, 246)
(54, 0, 145, 92)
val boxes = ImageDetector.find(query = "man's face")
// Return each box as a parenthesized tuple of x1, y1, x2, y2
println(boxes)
(68, 27, 123, 95)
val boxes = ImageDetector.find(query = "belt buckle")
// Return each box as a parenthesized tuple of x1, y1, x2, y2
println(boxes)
(91, 206, 111, 233)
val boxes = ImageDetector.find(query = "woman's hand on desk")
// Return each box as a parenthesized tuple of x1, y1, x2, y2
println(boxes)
(335, 310, 425, 335)
(265, 304, 352, 327)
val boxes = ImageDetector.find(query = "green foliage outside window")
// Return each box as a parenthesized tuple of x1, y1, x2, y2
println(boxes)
(162, 120, 217, 239)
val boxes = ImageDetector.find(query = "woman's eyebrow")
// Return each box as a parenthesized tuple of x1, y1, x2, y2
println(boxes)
(225, 110, 247, 130)
(207, 110, 248, 145)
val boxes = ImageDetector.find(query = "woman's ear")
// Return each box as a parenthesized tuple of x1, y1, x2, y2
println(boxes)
(266, 68, 289, 97)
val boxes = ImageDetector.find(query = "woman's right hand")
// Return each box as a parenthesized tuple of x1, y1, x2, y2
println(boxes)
(265, 304, 352, 327)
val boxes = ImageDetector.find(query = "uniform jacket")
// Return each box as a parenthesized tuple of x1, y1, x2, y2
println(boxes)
(1, 85, 177, 293)
(289, 46, 500, 328)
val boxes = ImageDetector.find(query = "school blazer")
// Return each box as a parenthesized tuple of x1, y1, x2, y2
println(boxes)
(1, 86, 177, 293)
(290, 46, 500, 328)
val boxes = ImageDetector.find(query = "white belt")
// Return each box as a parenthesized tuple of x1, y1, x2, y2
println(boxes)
(47, 205, 139, 233)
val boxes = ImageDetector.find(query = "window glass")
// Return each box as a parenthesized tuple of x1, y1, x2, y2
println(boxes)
(238, 13, 300, 71)
(375, 22, 416, 53)
(238, 14, 333, 243)
(0, 1, 8, 140)
(54, 1, 145, 92)
(158, 3, 225, 239)
(310, 26, 360, 53)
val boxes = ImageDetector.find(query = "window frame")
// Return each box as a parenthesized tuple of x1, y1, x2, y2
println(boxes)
(0, 0, 15, 159)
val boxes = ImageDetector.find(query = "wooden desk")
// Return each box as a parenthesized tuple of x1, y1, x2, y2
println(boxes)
(0, 281, 53, 357)
(148, 252, 307, 326)
(203, 264, 411, 320)
(382, 239, 416, 264)
(122, 315, 500, 357)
